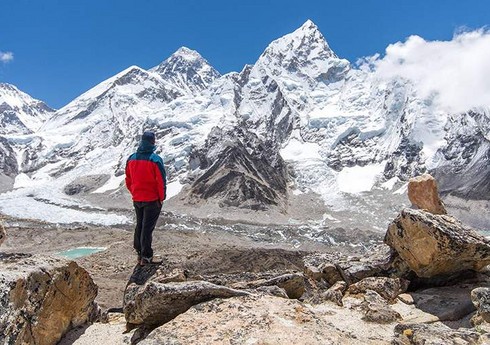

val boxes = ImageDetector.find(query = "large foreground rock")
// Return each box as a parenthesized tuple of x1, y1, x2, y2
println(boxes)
(123, 266, 249, 326)
(0, 253, 98, 345)
(408, 174, 447, 215)
(140, 295, 396, 345)
(385, 208, 490, 277)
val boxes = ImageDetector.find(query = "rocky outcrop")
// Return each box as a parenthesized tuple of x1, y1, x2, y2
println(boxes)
(139, 294, 395, 345)
(385, 208, 490, 277)
(0, 253, 98, 345)
(408, 174, 447, 215)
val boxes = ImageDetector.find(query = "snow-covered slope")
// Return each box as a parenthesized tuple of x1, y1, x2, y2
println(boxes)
(0, 83, 53, 135)
(0, 20, 488, 229)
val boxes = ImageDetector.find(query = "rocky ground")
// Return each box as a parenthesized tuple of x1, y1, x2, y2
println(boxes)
(1, 212, 359, 310)
(1, 175, 490, 345)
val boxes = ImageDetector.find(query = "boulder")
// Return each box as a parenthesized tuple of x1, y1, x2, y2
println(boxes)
(123, 265, 250, 327)
(393, 322, 483, 345)
(0, 253, 98, 345)
(139, 295, 392, 345)
(321, 281, 347, 306)
(320, 262, 344, 285)
(471, 287, 490, 323)
(348, 277, 409, 301)
(360, 290, 401, 323)
(304, 265, 323, 281)
(407, 174, 447, 215)
(385, 208, 490, 277)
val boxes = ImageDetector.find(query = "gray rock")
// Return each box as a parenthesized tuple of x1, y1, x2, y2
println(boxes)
(63, 174, 111, 195)
(471, 287, 490, 323)
(348, 277, 409, 301)
(411, 285, 476, 322)
(124, 280, 250, 326)
(0, 253, 98, 345)
(385, 208, 490, 277)
(393, 322, 482, 345)
(231, 273, 305, 299)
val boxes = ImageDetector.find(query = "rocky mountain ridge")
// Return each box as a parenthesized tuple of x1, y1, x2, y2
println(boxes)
(0, 20, 488, 229)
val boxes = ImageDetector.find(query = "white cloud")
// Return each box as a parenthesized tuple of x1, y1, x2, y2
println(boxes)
(0, 51, 14, 63)
(365, 29, 490, 113)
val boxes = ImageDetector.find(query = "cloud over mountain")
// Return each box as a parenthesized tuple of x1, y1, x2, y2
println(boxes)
(367, 29, 490, 113)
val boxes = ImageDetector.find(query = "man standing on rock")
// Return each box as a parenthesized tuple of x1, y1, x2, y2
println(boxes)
(125, 131, 166, 266)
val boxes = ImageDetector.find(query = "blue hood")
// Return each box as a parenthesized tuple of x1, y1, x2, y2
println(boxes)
(137, 140, 156, 154)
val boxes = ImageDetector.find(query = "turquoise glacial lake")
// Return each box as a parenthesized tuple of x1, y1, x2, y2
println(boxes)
(57, 247, 106, 259)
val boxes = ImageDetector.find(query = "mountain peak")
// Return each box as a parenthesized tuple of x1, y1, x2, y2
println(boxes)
(255, 20, 341, 78)
(0, 82, 53, 134)
(299, 19, 319, 32)
(172, 46, 203, 60)
(151, 47, 221, 95)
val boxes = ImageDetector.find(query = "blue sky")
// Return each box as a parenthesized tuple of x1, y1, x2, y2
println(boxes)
(1, 0, 489, 109)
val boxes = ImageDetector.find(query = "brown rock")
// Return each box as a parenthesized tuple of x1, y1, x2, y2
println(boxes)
(321, 281, 347, 306)
(304, 265, 323, 281)
(0, 253, 98, 345)
(348, 277, 409, 301)
(360, 290, 401, 323)
(385, 208, 490, 277)
(320, 263, 344, 285)
(408, 174, 447, 215)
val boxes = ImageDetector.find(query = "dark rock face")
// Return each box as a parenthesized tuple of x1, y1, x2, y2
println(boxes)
(0, 137, 18, 176)
(63, 174, 111, 195)
(385, 208, 490, 277)
(433, 110, 490, 200)
(187, 127, 288, 210)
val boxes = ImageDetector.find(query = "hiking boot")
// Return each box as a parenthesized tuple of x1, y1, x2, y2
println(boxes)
(140, 255, 163, 266)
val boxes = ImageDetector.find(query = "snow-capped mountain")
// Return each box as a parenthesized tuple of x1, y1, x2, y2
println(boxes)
(0, 83, 53, 135)
(151, 46, 221, 95)
(0, 20, 488, 229)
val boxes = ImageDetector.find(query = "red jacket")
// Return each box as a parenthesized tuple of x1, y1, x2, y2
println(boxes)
(125, 143, 167, 202)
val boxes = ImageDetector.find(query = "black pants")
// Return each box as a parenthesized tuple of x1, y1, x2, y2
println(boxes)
(133, 200, 161, 259)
